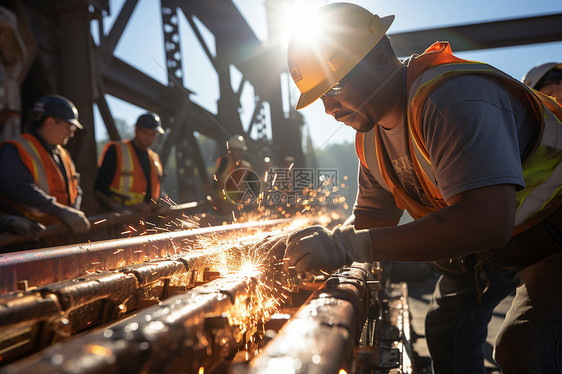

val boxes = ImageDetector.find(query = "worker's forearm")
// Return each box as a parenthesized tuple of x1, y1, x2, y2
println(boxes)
(350, 211, 401, 229)
(370, 185, 516, 262)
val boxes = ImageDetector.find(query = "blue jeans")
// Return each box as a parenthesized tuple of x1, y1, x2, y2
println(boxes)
(426, 251, 562, 373)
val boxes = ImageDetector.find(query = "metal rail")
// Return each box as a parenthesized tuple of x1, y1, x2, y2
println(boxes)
(0, 218, 290, 294)
(0, 219, 417, 373)
(247, 262, 379, 374)
(247, 262, 415, 374)
(0, 201, 203, 249)
(0, 259, 415, 373)
(0, 227, 290, 368)
(0, 271, 286, 374)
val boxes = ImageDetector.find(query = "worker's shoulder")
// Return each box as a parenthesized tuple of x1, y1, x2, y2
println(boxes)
(427, 74, 514, 109)
(0, 147, 19, 172)
(0, 139, 25, 160)
(98, 142, 119, 161)
(102, 141, 120, 150)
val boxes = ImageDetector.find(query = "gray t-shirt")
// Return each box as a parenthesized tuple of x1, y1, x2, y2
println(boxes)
(354, 74, 540, 219)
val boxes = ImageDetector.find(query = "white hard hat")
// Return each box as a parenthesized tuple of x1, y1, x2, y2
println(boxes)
(227, 134, 247, 151)
(522, 62, 562, 89)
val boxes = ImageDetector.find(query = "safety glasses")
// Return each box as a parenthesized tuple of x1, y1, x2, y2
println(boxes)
(55, 119, 78, 133)
(321, 61, 363, 98)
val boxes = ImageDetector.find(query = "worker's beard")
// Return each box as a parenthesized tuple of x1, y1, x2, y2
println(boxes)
(350, 65, 404, 134)
(354, 121, 375, 133)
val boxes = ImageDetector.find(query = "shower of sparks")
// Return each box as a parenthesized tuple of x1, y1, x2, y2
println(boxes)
(163, 196, 177, 205)
(194, 227, 308, 333)
(79, 178, 351, 356)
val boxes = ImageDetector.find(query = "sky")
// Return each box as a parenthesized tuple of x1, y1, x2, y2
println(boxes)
(94, 0, 562, 150)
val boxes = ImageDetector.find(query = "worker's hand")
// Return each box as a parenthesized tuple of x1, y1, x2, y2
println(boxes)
(130, 202, 153, 213)
(0, 215, 46, 240)
(55, 206, 91, 234)
(284, 225, 373, 275)
(252, 232, 289, 264)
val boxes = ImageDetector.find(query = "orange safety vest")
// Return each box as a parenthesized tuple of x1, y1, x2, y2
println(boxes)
(2, 133, 79, 222)
(99, 140, 163, 206)
(356, 42, 562, 235)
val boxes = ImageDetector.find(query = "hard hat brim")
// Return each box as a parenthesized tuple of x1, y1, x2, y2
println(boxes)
(68, 118, 84, 130)
(295, 14, 395, 110)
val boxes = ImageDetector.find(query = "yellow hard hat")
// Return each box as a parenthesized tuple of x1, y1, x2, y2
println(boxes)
(287, 3, 394, 110)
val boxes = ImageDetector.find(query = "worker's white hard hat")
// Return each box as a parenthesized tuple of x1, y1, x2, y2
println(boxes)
(522, 62, 562, 89)
(287, 2, 394, 110)
(227, 134, 247, 151)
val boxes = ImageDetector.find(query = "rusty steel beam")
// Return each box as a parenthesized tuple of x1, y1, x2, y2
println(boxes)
(0, 219, 290, 294)
(390, 13, 562, 57)
(0, 270, 285, 374)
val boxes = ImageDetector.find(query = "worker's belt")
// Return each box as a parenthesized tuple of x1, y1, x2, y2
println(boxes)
(431, 205, 562, 274)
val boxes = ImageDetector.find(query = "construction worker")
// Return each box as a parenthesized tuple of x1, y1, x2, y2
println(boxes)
(0, 94, 90, 234)
(522, 62, 562, 103)
(282, 3, 562, 373)
(210, 134, 254, 213)
(94, 112, 165, 213)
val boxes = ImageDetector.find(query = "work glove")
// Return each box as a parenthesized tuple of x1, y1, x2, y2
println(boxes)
(54, 205, 91, 234)
(252, 233, 290, 264)
(284, 225, 373, 276)
(0, 214, 46, 240)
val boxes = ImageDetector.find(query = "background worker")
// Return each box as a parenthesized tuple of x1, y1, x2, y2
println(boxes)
(522, 62, 562, 103)
(94, 112, 165, 213)
(209, 134, 253, 213)
(282, 3, 562, 373)
(0, 94, 90, 234)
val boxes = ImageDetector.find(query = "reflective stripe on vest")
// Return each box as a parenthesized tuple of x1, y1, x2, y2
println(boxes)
(356, 42, 562, 235)
(12, 138, 50, 193)
(1, 134, 78, 222)
(118, 142, 134, 192)
(105, 140, 162, 206)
